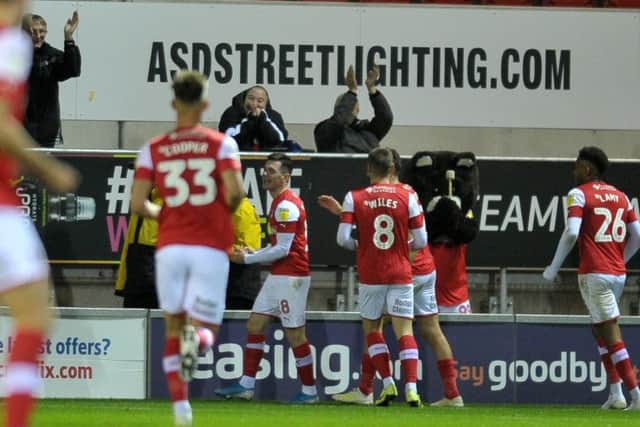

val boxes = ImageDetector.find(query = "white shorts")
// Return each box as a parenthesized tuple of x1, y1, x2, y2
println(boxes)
(358, 283, 414, 320)
(438, 300, 472, 314)
(578, 273, 625, 324)
(252, 275, 310, 328)
(155, 245, 229, 325)
(413, 272, 438, 316)
(0, 208, 49, 292)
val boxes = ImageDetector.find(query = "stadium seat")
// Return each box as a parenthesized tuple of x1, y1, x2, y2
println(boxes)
(605, 0, 640, 7)
(541, 0, 600, 6)
(420, 0, 481, 5)
(481, 0, 538, 6)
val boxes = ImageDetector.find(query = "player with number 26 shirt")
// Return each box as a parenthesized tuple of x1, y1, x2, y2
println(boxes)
(543, 147, 640, 411)
(567, 182, 635, 275)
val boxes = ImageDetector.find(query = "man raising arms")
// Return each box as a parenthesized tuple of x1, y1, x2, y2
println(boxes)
(543, 146, 640, 411)
(130, 70, 244, 426)
(215, 153, 318, 403)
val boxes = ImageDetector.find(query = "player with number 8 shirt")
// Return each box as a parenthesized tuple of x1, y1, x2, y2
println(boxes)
(337, 147, 427, 407)
(543, 146, 640, 411)
(214, 152, 318, 404)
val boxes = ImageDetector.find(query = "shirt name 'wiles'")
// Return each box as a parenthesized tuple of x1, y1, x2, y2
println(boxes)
(364, 198, 398, 209)
(159, 141, 208, 156)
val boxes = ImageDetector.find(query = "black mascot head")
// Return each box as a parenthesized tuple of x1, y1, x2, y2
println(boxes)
(400, 151, 480, 245)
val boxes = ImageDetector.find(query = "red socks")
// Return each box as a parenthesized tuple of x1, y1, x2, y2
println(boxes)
(398, 335, 418, 385)
(597, 337, 621, 384)
(293, 342, 315, 386)
(163, 336, 187, 402)
(5, 329, 44, 427)
(608, 341, 638, 391)
(437, 358, 460, 399)
(243, 334, 265, 378)
(366, 332, 392, 379)
(359, 352, 375, 395)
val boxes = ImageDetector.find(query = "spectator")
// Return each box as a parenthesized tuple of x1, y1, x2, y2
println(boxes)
(218, 85, 288, 151)
(543, 146, 640, 410)
(24, 11, 81, 148)
(314, 65, 393, 153)
(0, 2, 80, 426)
(115, 186, 161, 309)
(226, 196, 262, 309)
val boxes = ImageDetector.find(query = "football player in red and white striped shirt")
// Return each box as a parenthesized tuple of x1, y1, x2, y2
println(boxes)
(214, 153, 318, 403)
(131, 70, 244, 426)
(1, 3, 79, 426)
(543, 146, 640, 411)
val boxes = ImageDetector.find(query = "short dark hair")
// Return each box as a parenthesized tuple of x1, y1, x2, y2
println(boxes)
(267, 152, 293, 174)
(577, 146, 609, 176)
(368, 147, 394, 178)
(31, 14, 46, 25)
(389, 147, 402, 177)
(172, 70, 207, 105)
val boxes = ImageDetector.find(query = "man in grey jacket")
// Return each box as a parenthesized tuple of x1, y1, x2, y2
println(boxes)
(314, 65, 393, 153)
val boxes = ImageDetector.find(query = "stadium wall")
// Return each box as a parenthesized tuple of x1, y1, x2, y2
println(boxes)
(17, 151, 640, 314)
(2, 309, 640, 404)
(31, 0, 640, 156)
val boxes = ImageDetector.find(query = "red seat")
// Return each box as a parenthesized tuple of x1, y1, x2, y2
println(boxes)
(541, 0, 597, 6)
(605, 0, 640, 7)
(421, 0, 480, 4)
(481, 0, 536, 5)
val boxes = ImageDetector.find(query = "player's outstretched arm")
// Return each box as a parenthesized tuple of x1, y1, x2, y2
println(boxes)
(542, 217, 581, 281)
(317, 195, 342, 216)
(624, 220, 640, 263)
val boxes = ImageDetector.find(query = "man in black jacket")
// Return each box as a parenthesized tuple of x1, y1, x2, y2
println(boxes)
(25, 11, 81, 148)
(219, 85, 288, 151)
(315, 65, 393, 153)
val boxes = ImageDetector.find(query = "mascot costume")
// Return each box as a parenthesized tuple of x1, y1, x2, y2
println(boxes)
(401, 151, 479, 313)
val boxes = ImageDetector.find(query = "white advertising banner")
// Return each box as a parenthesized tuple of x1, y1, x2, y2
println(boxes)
(0, 315, 146, 398)
(33, 1, 640, 129)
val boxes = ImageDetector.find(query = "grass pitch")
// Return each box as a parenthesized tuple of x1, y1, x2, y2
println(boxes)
(16, 399, 639, 426)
